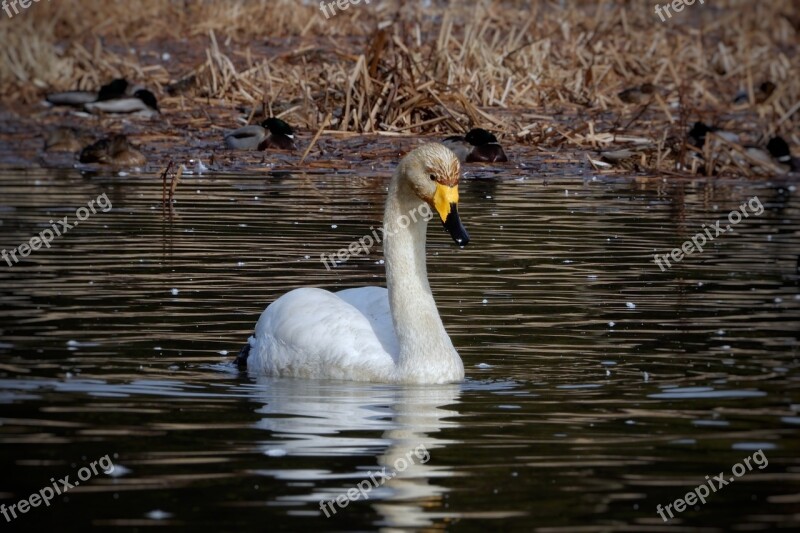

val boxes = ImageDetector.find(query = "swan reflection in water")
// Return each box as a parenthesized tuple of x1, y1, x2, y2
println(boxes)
(249, 377, 462, 528)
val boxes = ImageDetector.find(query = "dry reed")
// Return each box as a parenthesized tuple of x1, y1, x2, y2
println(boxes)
(0, 0, 797, 177)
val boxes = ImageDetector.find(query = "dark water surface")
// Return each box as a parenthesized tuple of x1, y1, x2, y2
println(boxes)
(0, 165, 798, 532)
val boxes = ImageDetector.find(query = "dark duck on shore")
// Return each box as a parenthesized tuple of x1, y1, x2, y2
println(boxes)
(442, 128, 508, 163)
(84, 89, 160, 117)
(618, 83, 657, 104)
(688, 122, 793, 175)
(767, 136, 800, 172)
(44, 127, 91, 152)
(687, 122, 741, 148)
(78, 134, 146, 167)
(46, 78, 130, 107)
(224, 118, 296, 151)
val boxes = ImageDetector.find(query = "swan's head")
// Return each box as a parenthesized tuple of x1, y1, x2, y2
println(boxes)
(400, 143, 470, 246)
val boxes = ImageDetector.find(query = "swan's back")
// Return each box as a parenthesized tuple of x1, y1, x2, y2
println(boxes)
(248, 287, 397, 382)
(336, 286, 399, 357)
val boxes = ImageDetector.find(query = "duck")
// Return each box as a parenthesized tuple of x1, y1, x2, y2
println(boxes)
(44, 126, 90, 152)
(767, 136, 800, 172)
(84, 89, 160, 117)
(618, 82, 657, 104)
(733, 81, 777, 104)
(237, 143, 469, 384)
(687, 123, 789, 175)
(46, 78, 130, 107)
(442, 128, 508, 163)
(224, 117, 296, 151)
(687, 121, 740, 148)
(78, 134, 146, 167)
(687, 121, 715, 148)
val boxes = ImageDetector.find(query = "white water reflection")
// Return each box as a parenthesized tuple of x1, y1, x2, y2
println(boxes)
(250, 377, 464, 526)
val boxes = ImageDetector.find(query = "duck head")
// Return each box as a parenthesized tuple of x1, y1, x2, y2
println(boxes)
(688, 121, 715, 148)
(401, 143, 470, 246)
(767, 136, 790, 162)
(108, 134, 132, 155)
(258, 118, 296, 150)
(463, 128, 508, 162)
(464, 128, 499, 146)
(261, 117, 294, 138)
(133, 89, 160, 112)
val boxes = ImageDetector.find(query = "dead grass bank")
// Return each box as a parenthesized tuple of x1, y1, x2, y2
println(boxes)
(0, 0, 798, 176)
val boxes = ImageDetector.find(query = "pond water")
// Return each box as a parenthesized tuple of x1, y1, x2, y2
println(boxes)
(0, 164, 798, 531)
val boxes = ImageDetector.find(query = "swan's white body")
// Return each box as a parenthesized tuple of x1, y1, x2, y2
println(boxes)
(245, 143, 467, 384)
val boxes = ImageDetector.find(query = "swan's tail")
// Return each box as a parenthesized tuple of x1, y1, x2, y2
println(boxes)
(234, 341, 251, 369)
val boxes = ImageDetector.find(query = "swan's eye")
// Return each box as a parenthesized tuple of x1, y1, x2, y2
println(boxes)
(429, 174, 437, 181)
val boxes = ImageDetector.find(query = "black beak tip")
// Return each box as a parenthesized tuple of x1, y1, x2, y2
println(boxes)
(442, 203, 470, 247)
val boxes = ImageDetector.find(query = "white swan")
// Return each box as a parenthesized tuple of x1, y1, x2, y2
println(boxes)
(240, 143, 470, 384)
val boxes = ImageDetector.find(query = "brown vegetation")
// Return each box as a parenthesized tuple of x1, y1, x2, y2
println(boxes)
(0, 0, 797, 176)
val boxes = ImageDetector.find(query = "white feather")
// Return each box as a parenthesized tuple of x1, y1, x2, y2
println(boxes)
(248, 287, 397, 382)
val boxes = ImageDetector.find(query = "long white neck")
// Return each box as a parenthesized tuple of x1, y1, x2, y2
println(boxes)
(384, 177, 464, 384)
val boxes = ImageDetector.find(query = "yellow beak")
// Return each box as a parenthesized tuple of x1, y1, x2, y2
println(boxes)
(433, 183, 470, 246)
(433, 183, 459, 223)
